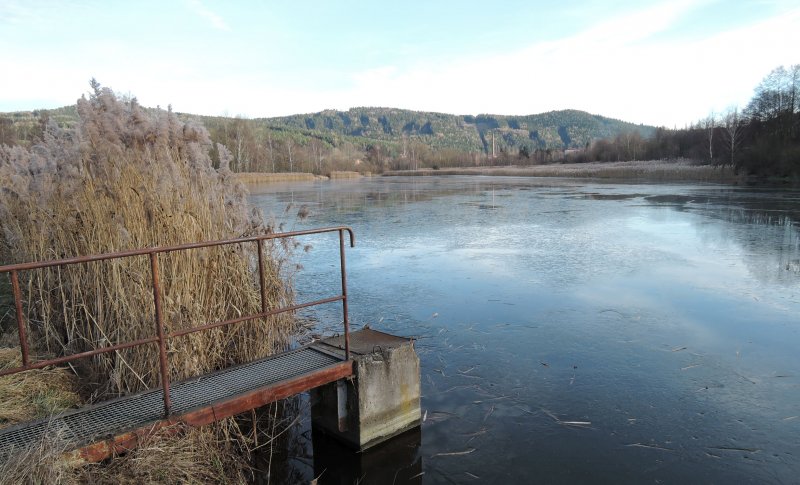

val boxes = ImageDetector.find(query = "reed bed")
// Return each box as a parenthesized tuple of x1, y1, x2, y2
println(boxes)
(0, 85, 298, 482)
(328, 170, 363, 180)
(385, 159, 738, 182)
(0, 85, 294, 397)
(0, 423, 253, 485)
(235, 170, 365, 184)
(75, 424, 252, 484)
(236, 172, 320, 184)
(0, 347, 81, 427)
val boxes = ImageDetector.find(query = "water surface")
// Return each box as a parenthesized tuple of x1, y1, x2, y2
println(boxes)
(249, 176, 800, 484)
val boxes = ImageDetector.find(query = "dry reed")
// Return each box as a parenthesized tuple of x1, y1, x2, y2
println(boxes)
(75, 424, 251, 484)
(0, 424, 80, 485)
(0, 423, 253, 485)
(0, 85, 294, 398)
(0, 347, 81, 428)
(328, 171, 362, 180)
(236, 172, 320, 184)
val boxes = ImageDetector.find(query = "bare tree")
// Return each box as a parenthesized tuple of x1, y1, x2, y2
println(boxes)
(285, 138, 294, 172)
(234, 117, 248, 172)
(309, 138, 326, 174)
(721, 108, 744, 168)
(703, 112, 715, 163)
(266, 131, 275, 172)
(621, 131, 643, 161)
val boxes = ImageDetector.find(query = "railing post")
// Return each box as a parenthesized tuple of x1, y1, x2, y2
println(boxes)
(256, 239, 267, 314)
(10, 270, 30, 366)
(149, 253, 172, 417)
(339, 230, 350, 360)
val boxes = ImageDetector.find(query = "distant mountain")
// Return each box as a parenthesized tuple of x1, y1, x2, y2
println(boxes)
(2, 104, 654, 156)
(257, 107, 655, 153)
(2, 104, 657, 176)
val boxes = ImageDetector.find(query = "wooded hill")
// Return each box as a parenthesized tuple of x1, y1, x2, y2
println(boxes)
(2, 104, 653, 169)
(253, 107, 654, 152)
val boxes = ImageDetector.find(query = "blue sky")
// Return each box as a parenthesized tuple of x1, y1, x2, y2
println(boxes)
(0, 0, 798, 127)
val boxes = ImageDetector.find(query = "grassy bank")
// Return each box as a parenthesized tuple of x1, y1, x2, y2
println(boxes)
(384, 159, 739, 182)
(236, 172, 321, 183)
(236, 170, 365, 184)
(328, 170, 364, 180)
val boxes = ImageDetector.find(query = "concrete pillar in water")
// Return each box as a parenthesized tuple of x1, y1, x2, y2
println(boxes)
(311, 329, 421, 450)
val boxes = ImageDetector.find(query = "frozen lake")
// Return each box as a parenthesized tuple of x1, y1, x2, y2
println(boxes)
(249, 176, 800, 484)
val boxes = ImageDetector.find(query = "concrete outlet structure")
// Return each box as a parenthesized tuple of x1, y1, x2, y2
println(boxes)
(310, 329, 421, 450)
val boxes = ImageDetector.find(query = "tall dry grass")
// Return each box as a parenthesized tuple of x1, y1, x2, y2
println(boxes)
(0, 423, 253, 484)
(235, 172, 319, 184)
(0, 84, 294, 398)
(0, 425, 81, 485)
(0, 348, 81, 427)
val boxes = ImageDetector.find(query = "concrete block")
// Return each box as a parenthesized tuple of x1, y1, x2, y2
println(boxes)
(311, 329, 421, 450)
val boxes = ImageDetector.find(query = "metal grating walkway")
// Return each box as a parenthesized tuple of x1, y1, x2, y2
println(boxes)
(0, 346, 345, 456)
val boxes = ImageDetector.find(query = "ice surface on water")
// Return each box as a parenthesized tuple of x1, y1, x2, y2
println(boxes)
(249, 177, 800, 483)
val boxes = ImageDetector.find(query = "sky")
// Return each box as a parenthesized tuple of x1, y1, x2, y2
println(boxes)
(0, 0, 798, 127)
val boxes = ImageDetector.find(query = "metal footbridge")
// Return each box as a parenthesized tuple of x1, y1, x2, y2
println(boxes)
(0, 227, 357, 462)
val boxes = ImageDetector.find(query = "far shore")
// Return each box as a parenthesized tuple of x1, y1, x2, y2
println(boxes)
(236, 170, 364, 184)
(384, 160, 739, 182)
(237, 160, 740, 185)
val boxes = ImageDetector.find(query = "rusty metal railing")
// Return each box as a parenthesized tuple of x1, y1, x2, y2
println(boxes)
(0, 226, 355, 416)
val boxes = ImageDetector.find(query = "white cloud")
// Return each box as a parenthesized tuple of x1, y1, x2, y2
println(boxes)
(308, 0, 800, 127)
(184, 0, 230, 32)
(2, 0, 798, 128)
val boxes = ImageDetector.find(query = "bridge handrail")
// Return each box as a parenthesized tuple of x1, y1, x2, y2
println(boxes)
(0, 226, 355, 416)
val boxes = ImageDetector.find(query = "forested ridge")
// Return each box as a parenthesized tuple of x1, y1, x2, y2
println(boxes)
(1, 104, 652, 173)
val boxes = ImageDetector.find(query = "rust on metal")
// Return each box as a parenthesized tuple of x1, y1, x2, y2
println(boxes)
(0, 335, 160, 378)
(256, 238, 267, 314)
(339, 229, 350, 360)
(77, 360, 354, 462)
(166, 296, 344, 339)
(149, 253, 172, 417)
(9, 270, 29, 366)
(0, 226, 355, 273)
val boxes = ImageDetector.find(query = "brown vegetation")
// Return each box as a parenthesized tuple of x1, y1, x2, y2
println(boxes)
(0, 348, 81, 427)
(385, 159, 738, 182)
(0, 82, 298, 482)
(328, 170, 363, 179)
(0, 424, 253, 484)
(236, 172, 321, 184)
(0, 82, 293, 397)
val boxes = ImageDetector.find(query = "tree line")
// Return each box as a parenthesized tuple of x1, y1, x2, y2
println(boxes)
(565, 65, 800, 177)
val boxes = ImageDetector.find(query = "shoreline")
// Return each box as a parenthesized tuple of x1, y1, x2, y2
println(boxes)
(235, 170, 364, 184)
(384, 160, 739, 182)
(238, 161, 741, 185)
